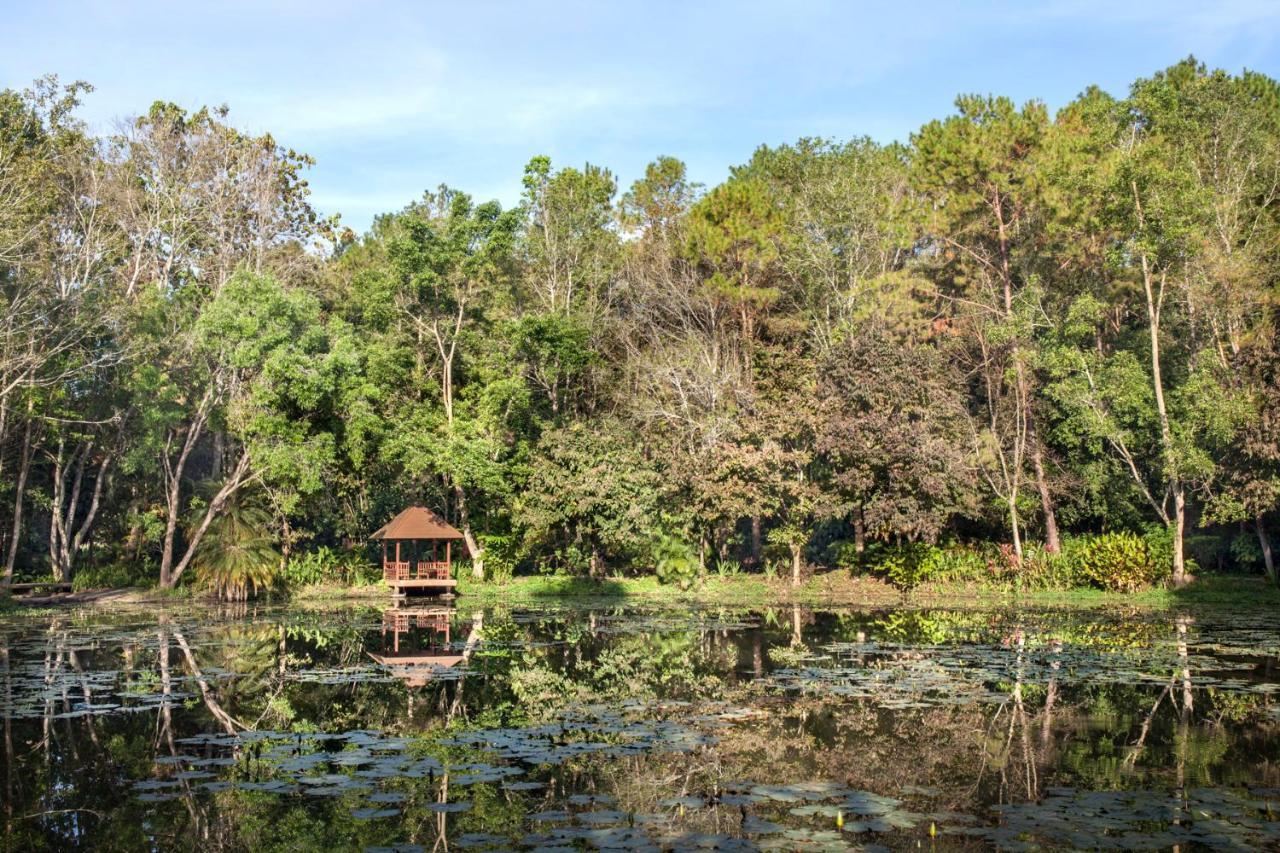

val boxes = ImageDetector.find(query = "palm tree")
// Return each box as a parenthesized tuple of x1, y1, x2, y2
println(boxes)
(192, 494, 280, 600)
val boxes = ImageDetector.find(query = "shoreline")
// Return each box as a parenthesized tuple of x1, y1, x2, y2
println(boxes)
(6, 571, 1277, 613)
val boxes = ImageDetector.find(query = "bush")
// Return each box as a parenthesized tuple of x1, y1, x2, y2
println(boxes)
(72, 563, 150, 592)
(827, 539, 862, 572)
(478, 533, 516, 584)
(1070, 531, 1158, 592)
(1018, 543, 1083, 590)
(283, 546, 378, 588)
(839, 540, 988, 590)
(921, 543, 990, 585)
(875, 542, 939, 591)
(651, 532, 699, 589)
(194, 502, 281, 600)
(1228, 532, 1262, 570)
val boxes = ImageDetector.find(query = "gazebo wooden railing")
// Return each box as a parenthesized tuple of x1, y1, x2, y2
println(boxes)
(382, 560, 452, 582)
(415, 560, 451, 579)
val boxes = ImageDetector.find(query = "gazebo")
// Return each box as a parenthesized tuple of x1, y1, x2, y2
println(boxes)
(370, 506, 464, 596)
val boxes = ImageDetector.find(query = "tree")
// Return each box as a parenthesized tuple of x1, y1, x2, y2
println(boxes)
(733, 138, 914, 353)
(913, 95, 1062, 554)
(817, 326, 973, 552)
(97, 102, 322, 588)
(514, 421, 661, 577)
(1206, 328, 1280, 585)
(521, 156, 620, 319)
(382, 188, 520, 577)
(684, 177, 787, 366)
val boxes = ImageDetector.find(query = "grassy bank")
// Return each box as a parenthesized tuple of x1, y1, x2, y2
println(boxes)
(443, 570, 1280, 610)
(8, 569, 1277, 613)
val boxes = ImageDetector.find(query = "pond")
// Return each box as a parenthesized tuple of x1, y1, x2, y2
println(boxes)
(1, 600, 1278, 850)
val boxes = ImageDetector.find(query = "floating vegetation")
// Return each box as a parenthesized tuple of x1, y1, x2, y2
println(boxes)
(1, 603, 1278, 849)
(765, 634, 1280, 710)
(953, 787, 1280, 850)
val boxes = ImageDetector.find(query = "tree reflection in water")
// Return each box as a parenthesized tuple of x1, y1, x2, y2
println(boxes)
(0, 604, 1277, 849)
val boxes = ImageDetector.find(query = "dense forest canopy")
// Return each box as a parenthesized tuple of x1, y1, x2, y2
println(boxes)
(2, 58, 1279, 595)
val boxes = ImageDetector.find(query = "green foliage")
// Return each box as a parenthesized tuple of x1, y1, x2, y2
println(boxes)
(71, 563, 150, 592)
(862, 542, 938, 591)
(1228, 533, 1262, 569)
(1017, 543, 1085, 590)
(714, 557, 743, 578)
(282, 547, 377, 588)
(514, 421, 662, 575)
(1069, 531, 1159, 592)
(650, 532, 700, 589)
(921, 544, 992, 585)
(477, 533, 517, 584)
(192, 499, 281, 600)
(685, 177, 785, 319)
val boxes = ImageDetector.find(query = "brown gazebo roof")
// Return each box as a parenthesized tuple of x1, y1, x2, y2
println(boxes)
(370, 506, 464, 540)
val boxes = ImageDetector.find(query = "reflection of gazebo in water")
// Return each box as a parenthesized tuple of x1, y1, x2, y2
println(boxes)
(370, 506, 463, 597)
(369, 607, 464, 688)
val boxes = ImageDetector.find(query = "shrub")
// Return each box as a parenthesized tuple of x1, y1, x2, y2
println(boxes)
(478, 533, 516, 584)
(839, 541, 988, 590)
(827, 539, 863, 572)
(875, 542, 939, 590)
(1071, 531, 1158, 592)
(921, 544, 990, 585)
(651, 532, 699, 589)
(1228, 532, 1262, 570)
(283, 546, 378, 588)
(1141, 525, 1200, 580)
(72, 563, 150, 592)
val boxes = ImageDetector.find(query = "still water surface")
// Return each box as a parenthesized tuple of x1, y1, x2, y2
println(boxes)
(1, 601, 1278, 850)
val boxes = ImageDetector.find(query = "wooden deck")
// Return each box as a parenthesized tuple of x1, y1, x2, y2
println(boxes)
(386, 577, 457, 591)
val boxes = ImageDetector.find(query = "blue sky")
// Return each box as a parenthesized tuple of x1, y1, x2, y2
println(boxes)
(3, 1, 1279, 233)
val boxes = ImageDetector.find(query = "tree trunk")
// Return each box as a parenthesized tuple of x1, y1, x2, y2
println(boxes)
(455, 485, 483, 580)
(1256, 515, 1276, 587)
(853, 508, 866, 557)
(163, 450, 252, 588)
(1134, 187, 1186, 586)
(1173, 489, 1188, 586)
(750, 515, 762, 565)
(3, 417, 36, 587)
(1009, 492, 1023, 562)
(790, 542, 802, 587)
(1029, 438, 1060, 553)
(159, 397, 212, 588)
(995, 194, 1059, 555)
